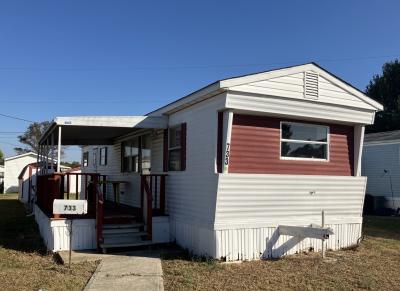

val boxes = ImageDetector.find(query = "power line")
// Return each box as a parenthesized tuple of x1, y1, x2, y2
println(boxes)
(0, 140, 22, 147)
(0, 99, 165, 104)
(0, 113, 34, 123)
(0, 53, 398, 71)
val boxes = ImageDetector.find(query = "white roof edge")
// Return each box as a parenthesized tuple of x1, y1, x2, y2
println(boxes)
(54, 115, 168, 127)
(4, 152, 37, 161)
(149, 63, 382, 115)
(40, 115, 168, 144)
(148, 82, 223, 116)
(364, 140, 400, 146)
(220, 63, 383, 111)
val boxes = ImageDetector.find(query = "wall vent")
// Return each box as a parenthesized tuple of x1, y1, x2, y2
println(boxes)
(304, 71, 319, 99)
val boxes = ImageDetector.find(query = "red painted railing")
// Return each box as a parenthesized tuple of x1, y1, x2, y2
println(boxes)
(140, 174, 167, 240)
(94, 175, 105, 251)
(36, 172, 106, 219)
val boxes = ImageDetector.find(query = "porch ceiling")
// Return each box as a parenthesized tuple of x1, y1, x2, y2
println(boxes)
(40, 116, 168, 145)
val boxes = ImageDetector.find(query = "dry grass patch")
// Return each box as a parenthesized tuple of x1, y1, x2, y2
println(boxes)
(0, 194, 98, 291)
(162, 216, 400, 291)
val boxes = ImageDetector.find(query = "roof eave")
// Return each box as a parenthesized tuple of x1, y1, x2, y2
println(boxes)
(148, 81, 224, 116)
(219, 62, 383, 112)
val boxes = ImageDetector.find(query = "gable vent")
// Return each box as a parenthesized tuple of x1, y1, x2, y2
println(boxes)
(304, 71, 319, 99)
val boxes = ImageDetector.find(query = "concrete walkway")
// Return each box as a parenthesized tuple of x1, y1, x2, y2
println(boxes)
(59, 250, 164, 291)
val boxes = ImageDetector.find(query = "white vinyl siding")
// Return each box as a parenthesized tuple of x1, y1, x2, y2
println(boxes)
(226, 91, 375, 124)
(215, 174, 366, 228)
(4, 154, 37, 193)
(81, 130, 164, 207)
(362, 143, 400, 198)
(228, 70, 373, 111)
(166, 93, 226, 229)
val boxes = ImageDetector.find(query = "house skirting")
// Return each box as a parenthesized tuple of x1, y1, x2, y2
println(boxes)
(215, 223, 362, 261)
(34, 205, 96, 251)
(170, 218, 362, 261)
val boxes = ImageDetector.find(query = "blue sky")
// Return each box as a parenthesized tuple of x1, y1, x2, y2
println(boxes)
(0, 1, 399, 161)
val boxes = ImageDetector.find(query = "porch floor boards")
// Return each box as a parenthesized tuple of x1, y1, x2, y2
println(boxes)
(103, 201, 141, 224)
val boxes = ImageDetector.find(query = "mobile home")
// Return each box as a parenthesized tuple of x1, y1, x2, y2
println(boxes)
(34, 63, 382, 260)
(362, 130, 400, 215)
(4, 152, 38, 193)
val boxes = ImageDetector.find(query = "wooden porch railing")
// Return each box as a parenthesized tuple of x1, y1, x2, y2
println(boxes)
(94, 175, 105, 251)
(36, 172, 106, 218)
(140, 174, 167, 240)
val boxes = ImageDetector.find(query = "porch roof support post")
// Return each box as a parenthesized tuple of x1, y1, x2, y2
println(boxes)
(51, 132, 54, 172)
(57, 126, 62, 172)
(222, 110, 234, 173)
(37, 145, 41, 175)
(41, 145, 44, 174)
(40, 145, 44, 174)
(45, 138, 49, 174)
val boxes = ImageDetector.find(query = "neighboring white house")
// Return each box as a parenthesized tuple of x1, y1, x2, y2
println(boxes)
(4, 152, 38, 193)
(35, 63, 382, 260)
(362, 130, 400, 215)
(0, 165, 4, 193)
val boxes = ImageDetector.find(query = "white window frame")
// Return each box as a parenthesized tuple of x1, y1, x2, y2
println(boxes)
(279, 121, 330, 162)
(82, 152, 89, 167)
(99, 147, 107, 166)
(92, 147, 98, 166)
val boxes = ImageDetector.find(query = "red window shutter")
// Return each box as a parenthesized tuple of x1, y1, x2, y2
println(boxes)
(217, 112, 223, 173)
(163, 129, 169, 172)
(180, 123, 187, 171)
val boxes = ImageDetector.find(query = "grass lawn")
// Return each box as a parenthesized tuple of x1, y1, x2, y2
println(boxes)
(0, 194, 98, 291)
(162, 216, 400, 290)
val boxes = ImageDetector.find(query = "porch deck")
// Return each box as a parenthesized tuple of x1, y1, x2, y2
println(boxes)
(103, 200, 141, 223)
(35, 172, 168, 252)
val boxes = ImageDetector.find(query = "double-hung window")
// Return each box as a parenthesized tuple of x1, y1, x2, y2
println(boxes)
(122, 138, 140, 172)
(168, 126, 182, 171)
(121, 135, 152, 173)
(92, 148, 98, 166)
(100, 147, 107, 166)
(280, 122, 329, 161)
(82, 152, 89, 167)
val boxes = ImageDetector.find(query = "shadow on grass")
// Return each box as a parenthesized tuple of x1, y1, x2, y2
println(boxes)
(363, 215, 400, 241)
(160, 246, 218, 264)
(0, 194, 47, 254)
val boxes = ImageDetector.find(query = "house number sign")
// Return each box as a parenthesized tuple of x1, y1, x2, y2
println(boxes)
(53, 199, 88, 215)
(224, 143, 231, 166)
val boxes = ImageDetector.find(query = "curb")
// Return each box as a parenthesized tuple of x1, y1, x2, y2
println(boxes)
(83, 260, 104, 291)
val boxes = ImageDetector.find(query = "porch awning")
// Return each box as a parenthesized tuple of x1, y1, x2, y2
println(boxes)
(39, 115, 168, 146)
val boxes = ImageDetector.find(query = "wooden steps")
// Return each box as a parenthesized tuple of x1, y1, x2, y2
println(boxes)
(100, 222, 153, 253)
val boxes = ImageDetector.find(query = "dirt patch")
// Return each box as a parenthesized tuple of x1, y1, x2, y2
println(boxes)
(0, 194, 98, 291)
(162, 216, 400, 291)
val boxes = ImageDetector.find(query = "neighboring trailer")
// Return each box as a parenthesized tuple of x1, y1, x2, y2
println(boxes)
(4, 152, 38, 193)
(18, 162, 70, 206)
(36, 63, 382, 259)
(362, 131, 400, 215)
(0, 165, 4, 193)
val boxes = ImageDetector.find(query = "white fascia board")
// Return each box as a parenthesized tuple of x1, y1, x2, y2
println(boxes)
(220, 63, 383, 111)
(4, 152, 37, 161)
(39, 116, 168, 145)
(54, 115, 168, 129)
(148, 82, 224, 115)
(364, 140, 400, 146)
